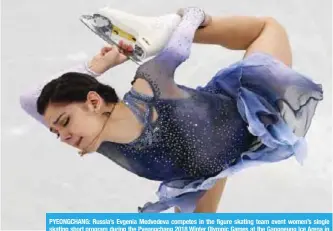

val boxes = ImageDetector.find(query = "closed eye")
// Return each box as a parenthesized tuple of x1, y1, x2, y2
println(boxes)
(62, 117, 70, 127)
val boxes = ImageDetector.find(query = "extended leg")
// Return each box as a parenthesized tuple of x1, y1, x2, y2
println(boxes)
(193, 15, 292, 67)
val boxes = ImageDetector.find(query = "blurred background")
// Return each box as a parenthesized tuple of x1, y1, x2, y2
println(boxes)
(1, 0, 332, 229)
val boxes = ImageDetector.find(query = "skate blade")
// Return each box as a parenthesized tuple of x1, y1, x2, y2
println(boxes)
(80, 14, 146, 65)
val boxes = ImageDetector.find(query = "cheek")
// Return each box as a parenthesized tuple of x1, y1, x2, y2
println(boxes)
(69, 114, 103, 136)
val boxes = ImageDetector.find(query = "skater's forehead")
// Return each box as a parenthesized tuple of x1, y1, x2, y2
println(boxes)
(44, 103, 69, 127)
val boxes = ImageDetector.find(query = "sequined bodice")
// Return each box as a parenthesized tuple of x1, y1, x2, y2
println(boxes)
(97, 7, 255, 181)
(98, 85, 255, 181)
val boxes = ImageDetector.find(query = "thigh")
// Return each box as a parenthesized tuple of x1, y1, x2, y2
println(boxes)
(244, 17, 292, 67)
(175, 177, 228, 213)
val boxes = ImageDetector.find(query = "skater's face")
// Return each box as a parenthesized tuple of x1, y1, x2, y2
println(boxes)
(43, 91, 109, 153)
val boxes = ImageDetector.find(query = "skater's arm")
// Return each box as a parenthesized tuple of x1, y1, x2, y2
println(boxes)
(19, 44, 129, 126)
(20, 62, 101, 126)
(193, 16, 292, 66)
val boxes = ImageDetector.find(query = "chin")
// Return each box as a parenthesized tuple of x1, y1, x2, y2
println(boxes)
(78, 148, 95, 156)
(82, 141, 101, 154)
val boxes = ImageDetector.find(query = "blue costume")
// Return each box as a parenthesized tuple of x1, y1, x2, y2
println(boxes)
(20, 7, 323, 213)
(96, 7, 323, 212)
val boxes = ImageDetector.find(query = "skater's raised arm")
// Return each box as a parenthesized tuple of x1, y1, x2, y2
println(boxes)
(20, 45, 128, 126)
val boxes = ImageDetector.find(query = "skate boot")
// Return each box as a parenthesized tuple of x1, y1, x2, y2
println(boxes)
(80, 7, 181, 64)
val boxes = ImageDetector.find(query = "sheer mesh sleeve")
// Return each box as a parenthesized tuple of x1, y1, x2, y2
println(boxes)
(133, 7, 205, 99)
(19, 62, 101, 126)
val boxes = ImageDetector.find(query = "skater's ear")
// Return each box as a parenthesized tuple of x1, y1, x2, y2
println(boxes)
(85, 91, 103, 113)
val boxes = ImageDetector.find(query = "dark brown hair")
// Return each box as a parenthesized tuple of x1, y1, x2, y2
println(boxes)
(37, 72, 119, 115)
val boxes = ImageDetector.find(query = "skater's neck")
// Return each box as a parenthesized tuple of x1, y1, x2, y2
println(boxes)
(100, 101, 145, 144)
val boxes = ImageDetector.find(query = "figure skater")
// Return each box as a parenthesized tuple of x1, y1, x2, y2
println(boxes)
(20, 7, 323, 213)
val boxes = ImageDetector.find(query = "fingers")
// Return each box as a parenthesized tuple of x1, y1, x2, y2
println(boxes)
(100, 45, 113, 56)
(118, 40, 134, 58)
(119, 40, 134, 53)
(100, 40, 134, 56)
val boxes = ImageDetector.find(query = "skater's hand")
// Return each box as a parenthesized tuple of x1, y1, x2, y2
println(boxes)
(88, 41, 134, 74)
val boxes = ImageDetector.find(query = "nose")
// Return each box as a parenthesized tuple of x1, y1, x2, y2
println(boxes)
(59, 130, 72, 143)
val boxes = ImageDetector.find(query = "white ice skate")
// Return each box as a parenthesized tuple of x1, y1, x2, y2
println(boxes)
(80, 7, 181, 64)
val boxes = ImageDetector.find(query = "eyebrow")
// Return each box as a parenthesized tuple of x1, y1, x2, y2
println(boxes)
(53, 112, 66, 125)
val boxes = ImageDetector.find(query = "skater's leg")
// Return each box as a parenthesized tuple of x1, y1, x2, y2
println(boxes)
(175, 177, 228, 213)
(193, 16, 292, 66)
(243, 17, 292, 66)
